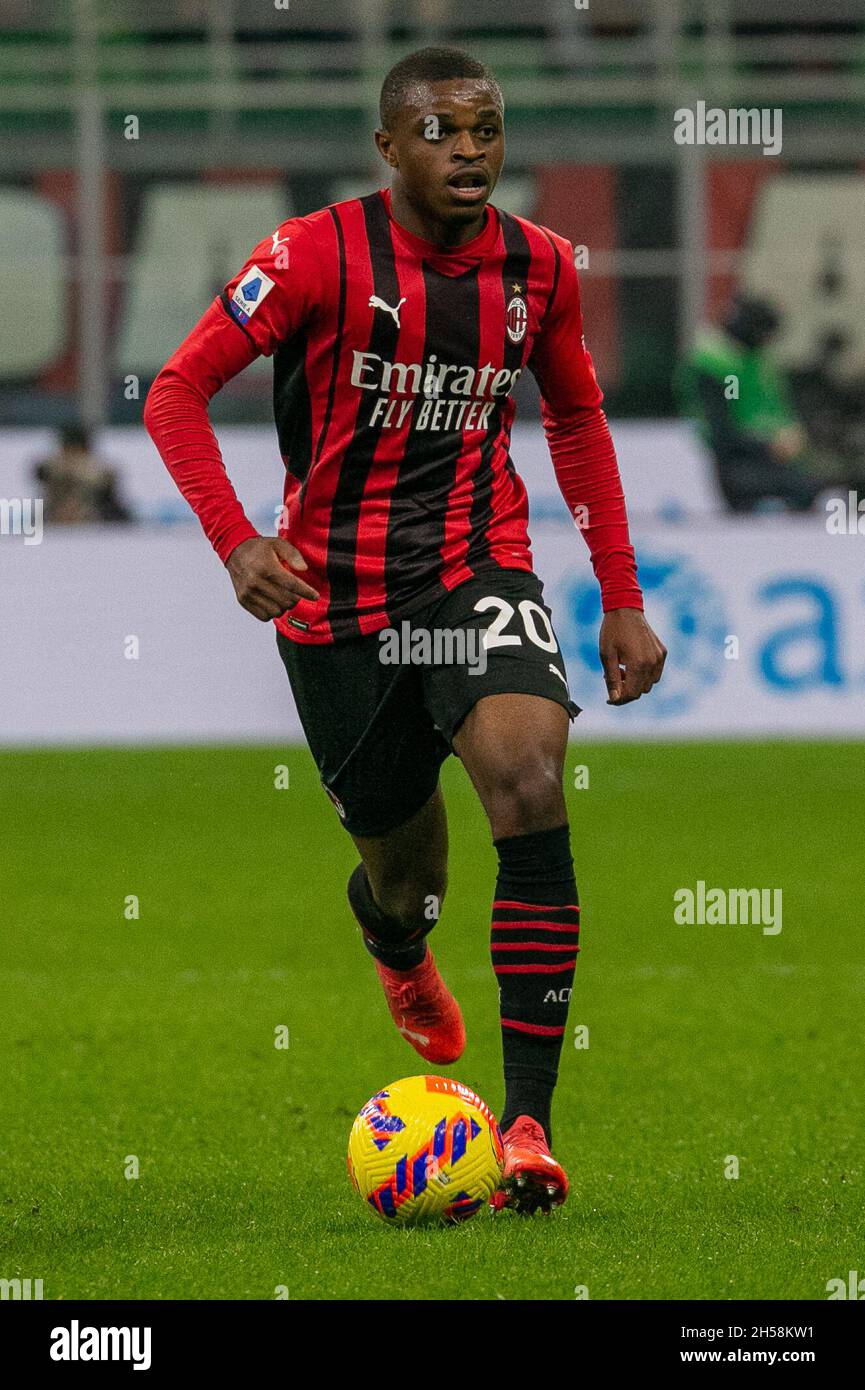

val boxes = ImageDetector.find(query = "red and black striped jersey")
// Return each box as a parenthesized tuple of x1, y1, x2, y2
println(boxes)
(145, 187, 642, 642)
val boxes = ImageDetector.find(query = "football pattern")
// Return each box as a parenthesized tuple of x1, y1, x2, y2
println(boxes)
(347, 1075, 504, 1225)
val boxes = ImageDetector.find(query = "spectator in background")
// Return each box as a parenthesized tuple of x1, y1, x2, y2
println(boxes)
(788, 329, 865, 493)
(676, 295, 824, 513)
(32, 425, 134, 525)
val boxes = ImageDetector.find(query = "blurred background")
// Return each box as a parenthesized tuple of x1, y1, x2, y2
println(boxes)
(4, 4, 864, 1306)
(2, 0, 864, 743)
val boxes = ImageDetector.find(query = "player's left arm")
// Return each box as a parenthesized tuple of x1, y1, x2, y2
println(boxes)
(529, 234, 666, 705)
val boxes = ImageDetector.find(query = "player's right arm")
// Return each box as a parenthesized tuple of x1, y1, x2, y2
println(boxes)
(143, 221, 322, 620)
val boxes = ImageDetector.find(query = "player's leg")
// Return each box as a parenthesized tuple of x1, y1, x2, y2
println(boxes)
(454, 692, 577, 1210)
(275, 628, 464, 1063)
(453, 690, 569, 839)
(421, 571, 581, 1209)
(346, 785, 465, 1064)
(350, 782, 449, 963)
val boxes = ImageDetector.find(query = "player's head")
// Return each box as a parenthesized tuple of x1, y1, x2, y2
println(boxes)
(376, 47, 504, 232)
(724, 294, 781, 349)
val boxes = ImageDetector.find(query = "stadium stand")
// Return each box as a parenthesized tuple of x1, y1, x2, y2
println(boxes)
(0, 0, 862, 428)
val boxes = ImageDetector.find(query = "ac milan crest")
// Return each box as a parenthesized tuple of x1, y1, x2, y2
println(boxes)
(505, 293, 528, 344)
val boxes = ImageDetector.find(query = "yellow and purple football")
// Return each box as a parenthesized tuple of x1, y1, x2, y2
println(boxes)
(347, 1075, 504, 1225)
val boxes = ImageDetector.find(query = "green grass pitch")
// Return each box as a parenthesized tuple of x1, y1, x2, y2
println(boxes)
(1, 741, 862, 1301)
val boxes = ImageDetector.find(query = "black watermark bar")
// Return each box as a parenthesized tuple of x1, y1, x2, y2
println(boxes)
(2, 1299, 860, 1373)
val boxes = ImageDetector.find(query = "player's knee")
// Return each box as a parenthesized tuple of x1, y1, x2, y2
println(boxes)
(485, 753, 565, 837)
(376, 867, 447, 930)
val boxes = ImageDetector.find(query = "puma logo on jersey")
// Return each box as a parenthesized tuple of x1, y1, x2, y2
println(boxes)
(369, 294, 406, 328)
(271, 230, 289, 254)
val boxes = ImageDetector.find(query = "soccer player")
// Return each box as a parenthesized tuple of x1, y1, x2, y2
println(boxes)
(145, 47, 666, 1214)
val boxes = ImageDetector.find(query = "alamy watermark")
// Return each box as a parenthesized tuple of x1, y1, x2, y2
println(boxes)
(826, 1270, 865, 1299)
(50, 1321, 152, 1370)
(674, 880, 782, 935)
(0, 497, 43, 544)
(1, 1277, 43, 1299)
(379, 622, 488, 675)
(674, 101, 782, 156)
(825, 492, 864, 535)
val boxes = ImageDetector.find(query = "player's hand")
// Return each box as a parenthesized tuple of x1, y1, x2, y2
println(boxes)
(770, 426, 806, 462)
(226, 536, 319, 621)
(599, 608, 667, 705)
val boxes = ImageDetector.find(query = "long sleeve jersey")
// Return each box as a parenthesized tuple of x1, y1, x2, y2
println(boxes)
(144, 186, 642, 642)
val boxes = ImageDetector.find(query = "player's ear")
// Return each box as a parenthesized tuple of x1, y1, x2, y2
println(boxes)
(374, 128, 398, 168)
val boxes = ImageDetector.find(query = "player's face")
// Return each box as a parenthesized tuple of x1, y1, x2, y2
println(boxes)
(376, 79, 504, 235)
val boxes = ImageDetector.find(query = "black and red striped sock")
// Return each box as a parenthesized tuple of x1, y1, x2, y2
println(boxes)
(492, 824, 580, 1146)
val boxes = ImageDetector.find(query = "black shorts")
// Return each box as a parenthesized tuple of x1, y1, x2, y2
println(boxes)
(276, 568, 579, 837)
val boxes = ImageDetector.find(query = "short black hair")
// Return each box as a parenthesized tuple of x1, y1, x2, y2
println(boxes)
(724, 294, 781, 347)
(379, 46, 502, 129)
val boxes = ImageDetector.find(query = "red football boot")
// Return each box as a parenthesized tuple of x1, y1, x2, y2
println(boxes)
(490, 1115, 569, 1214)
(373, 949, 465, 1065)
